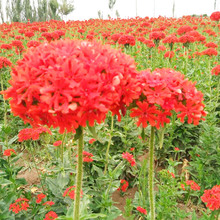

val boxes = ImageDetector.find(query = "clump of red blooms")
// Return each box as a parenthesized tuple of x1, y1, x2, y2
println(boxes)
(117, 179, 129, 192)
(44, 211, 58, 220)
(202, 48, 218, 56)
(53, 140, 62, 146)
(89, 138, 96, 144)
(201, 185, 220, 211)
(186, 180, 201, 191)
(211, 65, 220, 76)
(43, 201, 55, 206)
(18, 127, 52, 142)
(118, 34, 136, 47)
(0, 56, 12, 69)
(9, 198, 29, 214)
(3, 149, 16, 156)
(122, 152, 136, 166)
(2, 39, 140, 134)
(164, 51, 174, 59)
(36, 193, 46, 203)
(63, 186, 83, 200)
(210, 11, 220, 21)
(130, 68, 207, 129)
(167, 170, 175, 178)
(82, 151, 94, 162)
(137, 206, 147, 215)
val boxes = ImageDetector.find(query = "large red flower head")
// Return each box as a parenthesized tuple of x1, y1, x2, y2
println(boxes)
(130, 68, 206, 129)
(2, 40, 141, 133)
(210, 11, 220, 21)
(201, 185, 220, 211)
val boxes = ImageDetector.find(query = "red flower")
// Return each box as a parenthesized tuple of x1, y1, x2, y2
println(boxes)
(122, 152, 136, 166)
(130, 101, 159, 128)
(36, 193, 46, 204)
(118, 34, 136, 46)
(117, 179, 129, 192)
(89, 138, 96, 144)
(0, 57, 12, 69)
(210, 11, 220, 21)
(205, 42, 218, 48)
(83, 151, 94, 162)
(137, 206, 147, 215)
(3, 149, 16, 156)
(43, 201, 55, 206)
(211, 65, 220, 76)
(149, 31, 166, 40)
(44, 211, 58, 220)
(18, 127, 52, 142)
(186, 180, 200, 191)
(181, 184, 185, 191)
(201, 185, 220, 211)
(9, 198, 29, 214)
(2, 39, 140, 133)
(174, 147, 180, 151)
(53, 140, 62, 146)
(202, 48, 218, 56)
(63, 186, 83, 200)
(164, 51, 174, 59)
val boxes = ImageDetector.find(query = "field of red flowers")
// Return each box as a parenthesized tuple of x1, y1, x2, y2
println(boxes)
(0, 12, 220, 220)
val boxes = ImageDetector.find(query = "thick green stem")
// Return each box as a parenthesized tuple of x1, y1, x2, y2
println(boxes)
(148, 126, 155, 220)
(104, 115, 114, 174)
(73, 126, 84, 220)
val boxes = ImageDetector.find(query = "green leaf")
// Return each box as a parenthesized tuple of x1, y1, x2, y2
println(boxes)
(0, 178, 12, 186)
(87, 123, 98, 140)
(80, 213, 106, 220)
(66, 202, 74, 217)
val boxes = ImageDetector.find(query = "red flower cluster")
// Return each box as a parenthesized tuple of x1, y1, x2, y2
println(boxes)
(164, 51, 174, 59)
(211, 65, 220, 76)
(137, 206, 147, 215)
(36, 193, 46, 204)
(177, 25, 193, 35)
(44, 211, 58, 220)
(122, 152, 136, 166)
(186, 180, 200, 191)
(18, 127, 52, 142)
(0, 57, 12, 69)
(63, 186, 83, 200)
(118, 34, 136, 46)
(117, 179, 129, 192)
(2, 40, 140, 133)
(53, 140, 62, 146)
(83, 151, 94, 162)
(149, 31, 166, 40)
(27, 40, 41, 48)
(205, 42, 218, 48)
(130, 68, 206, 129)
(9, 198, 29, 214)
(202, 48, 218, 56)
(210, 11, 220, 21)
(43, 201, 55, 206)
(3, 149, 16, 156)
(201, 185, 220, 211)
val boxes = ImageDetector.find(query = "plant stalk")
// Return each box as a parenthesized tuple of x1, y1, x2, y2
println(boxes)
(73, 126, 84, 220)
(149, 126, 155, 220)
(104, 115, 114, 174)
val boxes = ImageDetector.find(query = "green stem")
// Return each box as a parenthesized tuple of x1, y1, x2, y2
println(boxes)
(30, 143, 46, 194)
(73, 126, 84, 220)
(148, 126, 155, 220)
(0, 71, 8, 149)
(104, 115, 114, 174)
(60, 130, 67, 164)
